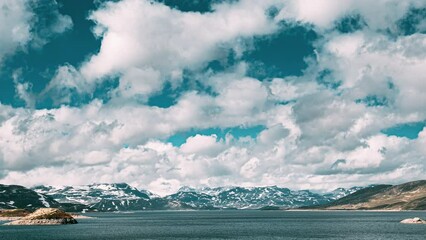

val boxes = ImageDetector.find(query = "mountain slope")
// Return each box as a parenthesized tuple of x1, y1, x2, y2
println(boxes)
(32, 183, 151, 205)
(33, 183, 192, 211)
(0, 184, 60, 210)
(0, 184, 89, 212)
(322, 187, 364, 201)
(312, 180, 426, 210)
(33, 183, 365, 210)
(90, 198, 195, 211)
(167, 186, 361, 209)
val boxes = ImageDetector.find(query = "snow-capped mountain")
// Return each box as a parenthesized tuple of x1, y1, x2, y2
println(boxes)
(322, 187, 364, 201)
(0, 184, 60, 210)
(30, 183, 365, 211)
(0, 184, 86, 212)
(89, 198, 195, 211)
(32, 183, 153, 205)
(32, 183, 171, 211)
(177, 186, 235, 196)
(168, 186, 337, 209)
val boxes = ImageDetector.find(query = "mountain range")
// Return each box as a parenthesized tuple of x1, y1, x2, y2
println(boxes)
(2, 180, 425, 212)
(165, 186, 363, 209)
(2, 183, 361, 212)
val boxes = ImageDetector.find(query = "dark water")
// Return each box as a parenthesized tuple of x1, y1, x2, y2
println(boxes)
(1, 211, 426, 240)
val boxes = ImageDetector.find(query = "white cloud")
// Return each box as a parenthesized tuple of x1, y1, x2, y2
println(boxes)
(216, 77, 268, 116)
(42, 65, 89, 105)
(279, 0, 351, 28)
(12, 69, 35, 108)
(320, 32, 426, 116)
(113, 68, 163, 101)
(268, 77, 317, 102)
(72, 0, 282, 100)
(82, 150, 111, 166)
(278, 0, 426, 30)
(240, 157, 261, 178)
(0, 0, 72, 66)
(257, 124, 289, 145)
(29, 0, 73, 48)
(0, 0, 32, 64)
(82, 0, 278, 78)
(180, 134, 224, 156)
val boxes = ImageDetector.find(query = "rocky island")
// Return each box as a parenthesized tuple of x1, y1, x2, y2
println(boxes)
(4, 208, 77, 225)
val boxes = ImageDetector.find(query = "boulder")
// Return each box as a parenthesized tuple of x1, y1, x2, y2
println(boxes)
(4, 208, 77, 225)
(400, 217, 426, 224)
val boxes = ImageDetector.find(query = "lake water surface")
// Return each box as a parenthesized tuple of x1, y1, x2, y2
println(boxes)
(1, 210, 426, 239)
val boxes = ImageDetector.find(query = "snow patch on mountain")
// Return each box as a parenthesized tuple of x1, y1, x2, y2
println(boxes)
(32, 183, 152, 205)
(32, 183, 365, 211)
(37, 193, 50, 207)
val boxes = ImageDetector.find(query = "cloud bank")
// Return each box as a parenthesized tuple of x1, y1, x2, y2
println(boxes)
(0, 0, 425, 195)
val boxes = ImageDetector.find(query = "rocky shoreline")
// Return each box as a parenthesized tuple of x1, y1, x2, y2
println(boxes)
(5, 218, 77, 225)
(0, 216, 22, 221)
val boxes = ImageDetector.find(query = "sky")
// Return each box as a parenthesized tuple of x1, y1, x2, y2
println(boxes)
(0, 0, 425, 196)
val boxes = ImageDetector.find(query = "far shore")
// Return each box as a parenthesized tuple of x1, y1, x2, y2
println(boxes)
(0, 214, 93, 222)
(286, 209, 425, 212)
(1, 209, 425, 220)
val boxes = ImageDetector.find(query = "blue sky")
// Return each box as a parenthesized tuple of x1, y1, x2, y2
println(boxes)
(0, 0, 425, 195)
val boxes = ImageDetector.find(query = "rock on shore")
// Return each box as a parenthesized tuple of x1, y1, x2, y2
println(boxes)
(4, 208, 77, 225)
(400, 217, 426, 224)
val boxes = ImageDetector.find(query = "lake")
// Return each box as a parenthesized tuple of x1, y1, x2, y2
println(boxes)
(1, 210, 426, 239)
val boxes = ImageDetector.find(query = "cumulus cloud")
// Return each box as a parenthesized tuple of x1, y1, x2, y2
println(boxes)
(82, 0, 278, 78)
(278, 0, 426, 30)
(41, 65, 89, 105)
(216, 77, 268, 116)
(319, 32, 426, 116)
(0, 0, 72, 65)
(180, 134, 225, 156)
(45, 0, 281, 102)
(0, 0, 32, 64)
(29, 0, 73, 48)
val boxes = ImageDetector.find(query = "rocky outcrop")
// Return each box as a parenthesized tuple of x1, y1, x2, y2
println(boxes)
(400, 217, 426, 224)
(4, 208, 77, 225)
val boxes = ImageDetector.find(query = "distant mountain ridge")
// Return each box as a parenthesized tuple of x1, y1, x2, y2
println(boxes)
(8, 181, 418, 211)
(31, 183, 364, 211)
(0, 184, 86, 212)
(32, 183, 154, 205)
(167, 186, 363, 209)
(307, 180, 426, 210)
(0, 184, 59, 210)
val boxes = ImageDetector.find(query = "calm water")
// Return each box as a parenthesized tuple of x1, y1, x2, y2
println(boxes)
(1, 211, 426, 240)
